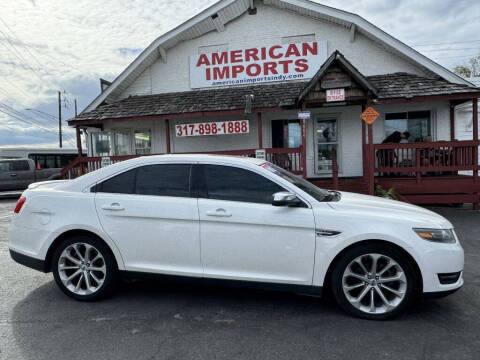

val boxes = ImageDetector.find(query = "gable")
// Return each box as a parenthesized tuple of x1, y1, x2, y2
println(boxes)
(83, 0, 470, 113)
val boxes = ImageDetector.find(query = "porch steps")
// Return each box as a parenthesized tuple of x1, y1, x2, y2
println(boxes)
(309, 177, 369, 195)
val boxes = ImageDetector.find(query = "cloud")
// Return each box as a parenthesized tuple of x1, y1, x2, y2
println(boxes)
(1, 0, 479, 147)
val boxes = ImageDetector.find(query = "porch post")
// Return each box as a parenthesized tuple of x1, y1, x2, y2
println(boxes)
(165, 119, 171, 154)
(75, 126, 82, 156)
(367, 123, 375, 195)
(473, 98, 478, 209)
(450, 103, 455, 141)
(301, 118, 307, 179)
(361, 104, 367, 179)
(257, 112, 263, 148)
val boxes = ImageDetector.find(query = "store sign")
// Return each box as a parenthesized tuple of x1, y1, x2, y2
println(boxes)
(175, 120, 249, 137)
(189, 41, 327, 89)
(255, 149, 266, 160)
(101, 156, 111, 168)
(298, 111, 311, 120)
(326, 88, 345, 102)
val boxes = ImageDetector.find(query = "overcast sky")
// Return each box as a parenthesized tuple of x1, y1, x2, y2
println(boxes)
(0, 0, 479, 148)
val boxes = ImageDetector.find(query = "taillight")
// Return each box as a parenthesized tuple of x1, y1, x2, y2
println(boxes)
(14, 197, 26, 214)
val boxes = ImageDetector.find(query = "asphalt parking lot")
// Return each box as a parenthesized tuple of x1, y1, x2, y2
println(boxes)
(1, 199, 479, 360)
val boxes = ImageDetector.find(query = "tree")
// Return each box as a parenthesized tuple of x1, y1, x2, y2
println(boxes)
(454, 55, 480, 78)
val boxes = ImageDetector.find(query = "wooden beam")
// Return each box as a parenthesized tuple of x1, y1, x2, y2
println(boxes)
(165, 119, 171, 154)
(350, 24, 356, 43)
(377, 92, 480, 105)
(75, 126, 82, 156)
(301, 119, 307, 179)
(257, 112, 263, 149)
(68, 106, 286, 127)
(450, 103, 455, 141)
(158, 46, 167, 63)
(473, 98, 478, 208)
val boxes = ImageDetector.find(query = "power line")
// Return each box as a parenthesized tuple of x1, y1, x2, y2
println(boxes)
(0, 102, 77, 141)
(0, 15, 50, 75)
(413, 39, 480, 47)
(420, 47, 480, 53)
(0, 28, 46, 84)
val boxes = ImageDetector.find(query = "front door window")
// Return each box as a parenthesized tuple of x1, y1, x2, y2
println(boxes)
(314, 118, 338, 173)
(134, 130, 152, 155)
(271, 120, 302, 148)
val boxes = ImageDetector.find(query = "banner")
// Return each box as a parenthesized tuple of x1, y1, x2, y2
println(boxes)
(189, 41, 327, 89)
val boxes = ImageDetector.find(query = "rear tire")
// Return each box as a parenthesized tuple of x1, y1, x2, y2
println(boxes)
(52, 235, 117, 301)
(331, 243, 419, 320)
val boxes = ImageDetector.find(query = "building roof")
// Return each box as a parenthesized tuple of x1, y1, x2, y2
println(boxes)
(70, 73, 480, 125)
(368, 73, 480, 99)
(298, 50, 378, 104)
(83, 0, 473, 114)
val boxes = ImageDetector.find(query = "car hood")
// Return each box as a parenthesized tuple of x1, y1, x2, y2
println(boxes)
(326, 191, 452, 229)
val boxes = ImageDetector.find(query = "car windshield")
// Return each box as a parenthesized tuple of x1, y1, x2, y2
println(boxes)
(260, 163, 333, 202)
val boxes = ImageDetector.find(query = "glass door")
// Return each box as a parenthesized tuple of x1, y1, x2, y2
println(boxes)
(314, 117, 339, 174)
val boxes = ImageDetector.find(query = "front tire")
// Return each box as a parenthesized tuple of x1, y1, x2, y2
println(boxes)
(52, 235, 117, 301)
(331, 243, 419, 320)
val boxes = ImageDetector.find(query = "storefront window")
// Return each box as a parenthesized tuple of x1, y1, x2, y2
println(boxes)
(135, 130, 151, 155)
(315, 118, 338, 173)
(114, 130, 131, 155)
(385, 111, 431, 142)
(271, 120, 302, 148)
(91, 132, 113, 157)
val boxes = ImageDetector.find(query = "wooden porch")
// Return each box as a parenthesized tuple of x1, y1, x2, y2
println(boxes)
(61, 147, 304, 179)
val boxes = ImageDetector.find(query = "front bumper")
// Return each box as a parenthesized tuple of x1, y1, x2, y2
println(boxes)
(412, 237, 464, 294)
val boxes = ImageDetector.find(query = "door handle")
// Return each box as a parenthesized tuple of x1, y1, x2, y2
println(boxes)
(101, 203, 125, 211)
(206, 208, 232, 217)
(10, 173, 17, 177)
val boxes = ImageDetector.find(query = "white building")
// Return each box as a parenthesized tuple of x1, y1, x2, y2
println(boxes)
(67, 0, 480, 206)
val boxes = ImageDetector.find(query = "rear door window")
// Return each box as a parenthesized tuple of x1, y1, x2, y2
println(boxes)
(94, 168, 137, 194)
(93, 164, 191, 197)
(12, 160, 30, 171)
(0, 161, 11, 172)
(135, 164, 191, 197)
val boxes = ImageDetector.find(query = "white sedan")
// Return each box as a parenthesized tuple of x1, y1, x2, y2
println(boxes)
(9, 155, 464, 320)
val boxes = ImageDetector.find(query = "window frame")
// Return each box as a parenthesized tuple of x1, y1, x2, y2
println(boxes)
(313, 115, 341, 175)
(384, 110, 432, 143)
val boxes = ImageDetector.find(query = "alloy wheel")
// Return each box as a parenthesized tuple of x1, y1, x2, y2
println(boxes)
(57, 242, 106, 296)
(342, 253, 407, 314)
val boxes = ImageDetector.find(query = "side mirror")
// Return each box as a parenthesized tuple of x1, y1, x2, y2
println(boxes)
(272, 191, 304, 207)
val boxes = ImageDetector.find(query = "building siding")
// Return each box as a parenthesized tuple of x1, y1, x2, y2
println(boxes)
(118, 2, 431, 99)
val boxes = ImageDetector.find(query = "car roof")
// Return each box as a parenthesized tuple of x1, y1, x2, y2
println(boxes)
(125, 153, 266, 166)
(62, 154, 267, 191)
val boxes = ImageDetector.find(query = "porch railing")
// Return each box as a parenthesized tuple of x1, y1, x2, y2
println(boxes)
(61, 147, 303, 179)
(372, 140, 479, 175)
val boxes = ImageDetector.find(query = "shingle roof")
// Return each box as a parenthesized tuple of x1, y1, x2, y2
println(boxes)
(70, 73, 480, 123)
(71, 82, 305, 122)
(368, 73, 479, 99)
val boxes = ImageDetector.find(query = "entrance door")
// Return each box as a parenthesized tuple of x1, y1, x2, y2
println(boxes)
(196, 164, 316, 285)
(94, 163, 202, 276)
(314, 117, 339, 174)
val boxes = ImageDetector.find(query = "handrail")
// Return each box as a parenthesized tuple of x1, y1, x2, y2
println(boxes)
(373, 140, 479, 174)
(61, 147, 304, 179)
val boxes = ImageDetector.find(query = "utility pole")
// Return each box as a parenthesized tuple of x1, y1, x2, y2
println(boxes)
(74, 98, 78, 117)
(58, 91, 62, 148)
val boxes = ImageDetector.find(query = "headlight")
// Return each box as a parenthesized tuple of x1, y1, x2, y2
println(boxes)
(413, 228, 456, 243)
